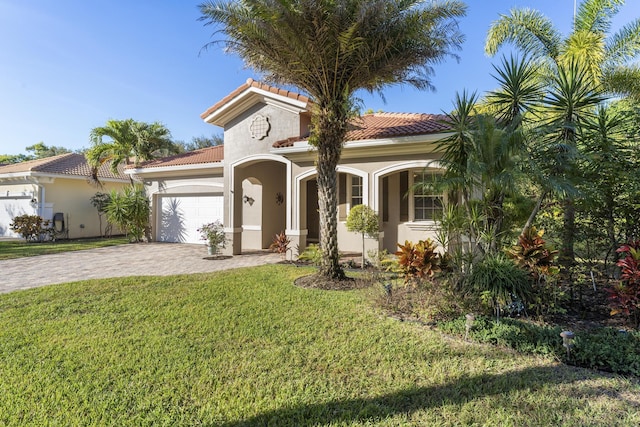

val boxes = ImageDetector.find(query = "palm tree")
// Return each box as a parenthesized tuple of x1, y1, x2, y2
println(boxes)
(485, 0, 640, 99)
(199, 0, 466, 280)
(86, 119, 174, 182)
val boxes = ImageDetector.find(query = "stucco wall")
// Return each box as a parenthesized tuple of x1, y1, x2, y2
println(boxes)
(44, 179, 127, 239)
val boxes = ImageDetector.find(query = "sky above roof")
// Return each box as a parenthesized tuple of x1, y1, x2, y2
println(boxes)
(1, 0, 638, 156)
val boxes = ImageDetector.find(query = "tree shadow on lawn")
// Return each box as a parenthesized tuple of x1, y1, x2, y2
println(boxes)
(220, 365, 638, 426)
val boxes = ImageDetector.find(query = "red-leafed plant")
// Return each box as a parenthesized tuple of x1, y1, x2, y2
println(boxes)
(506, 227, 559, 281)
(269, 231, 291, 259)
(607, 241, 640, 328)
(395, 239, 441, 285)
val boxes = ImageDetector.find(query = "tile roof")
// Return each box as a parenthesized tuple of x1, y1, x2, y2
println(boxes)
(0, 153, 128, 180)
(273, 112, 450, 148)
(129, 145, 224, 169)
(200, 78, 310, 120)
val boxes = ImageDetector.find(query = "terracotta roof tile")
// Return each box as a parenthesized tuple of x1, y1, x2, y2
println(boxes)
(273, 112, 450, 148)
(129, 145, 224, 169)
(200, 78, 310, 119)
(0, 153, 127, 180)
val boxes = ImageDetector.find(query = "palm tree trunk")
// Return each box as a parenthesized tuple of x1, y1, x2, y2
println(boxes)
(521, 191, 547, 237)
(313, 99, 349, 280)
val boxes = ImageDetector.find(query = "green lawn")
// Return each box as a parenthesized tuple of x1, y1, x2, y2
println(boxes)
(0, 265, 638, 426)
(0, 237, 129, 260)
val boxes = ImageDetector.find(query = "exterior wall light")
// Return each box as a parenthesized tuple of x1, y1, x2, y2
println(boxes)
(560, 330, 575, 357)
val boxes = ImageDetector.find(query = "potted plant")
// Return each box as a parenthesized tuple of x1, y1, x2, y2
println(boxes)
(197, 220, 227, 256)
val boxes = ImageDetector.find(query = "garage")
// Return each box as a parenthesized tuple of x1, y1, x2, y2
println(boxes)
(0, 196, 36, 238)
(157, 194, 224, 244)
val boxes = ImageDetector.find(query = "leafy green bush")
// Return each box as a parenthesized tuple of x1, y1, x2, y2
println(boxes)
(572, 329, 640, 375)
(9, 215, 53, 242)
(105, 185, 150, 242)
(438, 315, 640, 376)
(465, 253, 532, 321)
(297, 243, 323, 265)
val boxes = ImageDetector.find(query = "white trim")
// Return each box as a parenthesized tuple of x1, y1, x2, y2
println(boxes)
(294, 168, 317, 231)
(372, 160, 444, 213)
(149, 182, 224, 196)
(242, 225, 261, 231)
(285, 229, 307, 236)
(126, 162, 224, 175)
(336, 166, 369, 210)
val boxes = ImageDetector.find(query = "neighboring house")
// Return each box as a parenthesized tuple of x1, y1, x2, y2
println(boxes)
(0, 153, 129, 239)
(129, 79, 451, 256)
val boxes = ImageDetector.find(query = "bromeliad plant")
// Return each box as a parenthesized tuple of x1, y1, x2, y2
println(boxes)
(607, 241, 640, 328)
(269, 231, 291, 259)
(395, 239, 441, 285)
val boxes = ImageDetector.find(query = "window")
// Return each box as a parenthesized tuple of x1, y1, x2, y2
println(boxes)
(412, 171, 443, 221)
(351, 176, 363, 207)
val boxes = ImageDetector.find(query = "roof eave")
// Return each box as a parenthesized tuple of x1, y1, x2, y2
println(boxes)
(202, 87, 310, 127)
(126, 161, 225, 176)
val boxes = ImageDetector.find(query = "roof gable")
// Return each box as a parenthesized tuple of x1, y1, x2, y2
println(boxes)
(200, 78, 311, 127)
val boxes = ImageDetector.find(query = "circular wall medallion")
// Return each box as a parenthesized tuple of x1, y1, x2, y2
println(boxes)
(250, 114, 271, 140)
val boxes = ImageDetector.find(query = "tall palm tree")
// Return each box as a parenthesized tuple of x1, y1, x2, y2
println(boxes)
(199, 0, 466, 280)
(485, 0, 640, 99)
(86, 119, 174, 182)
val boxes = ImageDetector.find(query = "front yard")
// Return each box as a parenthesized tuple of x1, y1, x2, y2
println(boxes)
(0, 237, 129, 260)
(0, 264, 638, 425)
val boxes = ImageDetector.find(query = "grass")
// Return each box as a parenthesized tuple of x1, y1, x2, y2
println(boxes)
(0, 237, 129, 260)
(0, 265, 638, 426)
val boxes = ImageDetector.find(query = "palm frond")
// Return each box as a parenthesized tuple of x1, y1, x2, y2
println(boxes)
(574, 0, 623, 34)
(485, 8, 562, 61)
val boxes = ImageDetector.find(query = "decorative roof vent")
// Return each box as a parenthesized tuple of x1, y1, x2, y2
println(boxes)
(250, 114, 271, 140)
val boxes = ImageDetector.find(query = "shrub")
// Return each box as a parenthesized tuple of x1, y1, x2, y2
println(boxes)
(346, 204, 379, 268)
(507, 227, 559, 280)
(9, 215, 53, 242)
(465, 253, 532, 321)
(607, 241, 640, 328)
(197, 220, 227, 254)
(269, 231, 291, 259)
(297, 243, 323, 266)
(105, 185, 150, 242)
(395, 239, 441, 285)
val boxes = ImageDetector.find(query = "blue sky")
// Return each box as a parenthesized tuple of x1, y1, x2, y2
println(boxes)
(1, 0, 639, 155)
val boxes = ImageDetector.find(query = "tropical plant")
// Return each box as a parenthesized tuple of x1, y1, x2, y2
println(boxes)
(90, 192, 112, 238)
(607, 241, 640, 328)
(507, 226, 559, 281)
(198, 220, 227, 254)
(485, 0, 640, 99)
(345, 204, 379, 268)
(395, 239, 441, 285)
(105, 185, 150, 243)
(297, 243, 323, 266)
(86, 119, 175, 182)
(465, 253, 532, 322)
(269, 231, 291, 259)
(9, 215, 53, 242)
(199, 0, 466, 280)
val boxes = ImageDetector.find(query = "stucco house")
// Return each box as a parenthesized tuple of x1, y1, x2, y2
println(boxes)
(0, 153, 129, 239)
(129, 79, 451, 257)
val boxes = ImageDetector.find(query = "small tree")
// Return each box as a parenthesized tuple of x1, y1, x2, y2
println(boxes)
(346, 204, 379, 268)
(105, 185, 150, 242)
(90, 192, 112, 237)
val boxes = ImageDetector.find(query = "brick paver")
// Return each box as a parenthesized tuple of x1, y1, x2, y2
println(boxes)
(0, 243, 281, 294)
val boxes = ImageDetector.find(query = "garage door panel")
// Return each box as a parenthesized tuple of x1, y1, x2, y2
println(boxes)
(0, 199, 37, 238)
(158, 194, 223, 244)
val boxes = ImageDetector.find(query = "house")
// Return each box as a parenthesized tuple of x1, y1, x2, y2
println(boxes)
(129, 79, 451, 256)
(0, 153, 129, 239)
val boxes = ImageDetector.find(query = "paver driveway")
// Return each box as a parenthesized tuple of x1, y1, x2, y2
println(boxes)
(0, 243, 281, 294)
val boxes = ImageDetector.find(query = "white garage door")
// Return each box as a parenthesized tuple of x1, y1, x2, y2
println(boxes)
(157, 194, 224, 244)
(0, 198, 36, 238)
